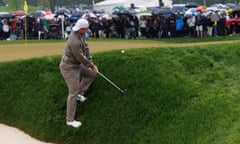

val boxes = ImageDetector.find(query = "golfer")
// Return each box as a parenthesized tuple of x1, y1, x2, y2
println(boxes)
(59, 18, 98, 128)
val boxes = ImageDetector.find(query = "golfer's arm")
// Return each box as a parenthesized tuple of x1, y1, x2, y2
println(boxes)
(72, 45, 94, 67)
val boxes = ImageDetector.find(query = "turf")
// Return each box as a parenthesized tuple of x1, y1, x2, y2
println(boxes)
(1, 42, 240, 144)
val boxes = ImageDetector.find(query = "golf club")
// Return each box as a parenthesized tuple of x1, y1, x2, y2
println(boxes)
(98, 71, 126, 94)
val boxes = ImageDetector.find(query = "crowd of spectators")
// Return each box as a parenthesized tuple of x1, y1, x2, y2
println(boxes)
(0, 15, 65, 40)
(0, 7, 240, 40)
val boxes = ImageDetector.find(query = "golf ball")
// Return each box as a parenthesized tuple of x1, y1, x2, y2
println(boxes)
(121, 50, 125, 53)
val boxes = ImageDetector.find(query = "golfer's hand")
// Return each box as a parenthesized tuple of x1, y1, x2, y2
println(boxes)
(91, 65, 99, 73)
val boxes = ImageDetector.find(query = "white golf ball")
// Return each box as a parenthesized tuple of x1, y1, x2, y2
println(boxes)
(121, 50, 125, 53)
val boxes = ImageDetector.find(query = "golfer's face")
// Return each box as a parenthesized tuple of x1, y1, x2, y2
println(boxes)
(79, 28, 89, 34)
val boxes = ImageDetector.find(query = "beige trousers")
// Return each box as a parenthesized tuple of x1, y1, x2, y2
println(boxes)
(60, 64, 96, 121)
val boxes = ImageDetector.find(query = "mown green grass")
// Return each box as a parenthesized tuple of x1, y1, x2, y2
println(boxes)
(0, 35, 240, 45)
(0, 5, 39, 13)
(1, 41, 240, 144)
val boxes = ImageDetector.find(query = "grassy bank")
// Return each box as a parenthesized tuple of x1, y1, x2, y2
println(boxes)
(0, 34, 240, 45)
(1, 42, 240, 144)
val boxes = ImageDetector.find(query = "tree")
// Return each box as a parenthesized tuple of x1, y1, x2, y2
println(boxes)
(27, 0, 38, 6)
(49, 0, 55, 12)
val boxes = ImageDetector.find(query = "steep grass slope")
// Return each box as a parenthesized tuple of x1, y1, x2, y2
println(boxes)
(1, 44, 240, 144)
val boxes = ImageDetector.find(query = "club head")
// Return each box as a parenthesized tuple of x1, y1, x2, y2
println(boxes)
(121, 89, 127, 94)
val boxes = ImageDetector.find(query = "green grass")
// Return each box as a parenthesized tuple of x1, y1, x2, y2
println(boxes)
(0, 30, 238, 45)
(0, 39, 65, 45)
(1, 41, 240, 144)
(0, 5, 39, 13)
(1, 35, 240, 45)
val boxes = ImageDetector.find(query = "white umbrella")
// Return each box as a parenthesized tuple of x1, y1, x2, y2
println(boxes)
(136, 12, 152, 19)
(81, 12, 96, 19)
(0, 12, 9, 15)
(207, 7, 219, 12)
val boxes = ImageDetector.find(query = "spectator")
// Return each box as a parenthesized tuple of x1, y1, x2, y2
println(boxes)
(211, 12, 220, 37)
(195, 14, 204, 37)
(218, 13, 226, 36)
(43, 19, 49, 39)
(175, 15, 184, 37)
(186, 15, 196, 37)
(10, 18, 17, 35)
(98, 18, 105, 38)
(104, 19, 111, 38)
(159, 17, 169, 38)
(139, 16, 147, 38)
(2, 19, 10, 40)
(129, 17, 137, 39)
(16, 18, 24, 39)
(206, 14, 213, 37)
(168, 15, 176, 37)
(35, 18, 45, 39)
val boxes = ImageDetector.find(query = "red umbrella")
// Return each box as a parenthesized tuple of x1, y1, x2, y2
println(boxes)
(43, 11, 52, 15)
(12, 10, 27, 16)
(197, 6, 206, 12)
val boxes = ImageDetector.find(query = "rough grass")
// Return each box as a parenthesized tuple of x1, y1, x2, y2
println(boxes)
(1, 42, 240, 144)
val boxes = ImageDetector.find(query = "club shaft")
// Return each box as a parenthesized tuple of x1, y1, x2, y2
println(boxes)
(98, 72, 125, 93)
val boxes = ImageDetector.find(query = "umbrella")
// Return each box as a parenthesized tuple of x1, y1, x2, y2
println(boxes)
(136, 12, 152, 18)
(12, 10, 27, 16)
(184, 8, 199, 16)
(138, 6, 147, 12)
(55, 8, 71, 16)
(112, 9, 129, 15)
(206, 7, 219, 12)
(225, 3, 237, 9)
(112, 5, 126, 11)
(147, 7, 160, 14)
(127, 8, 139, 15)
(147, 7, 171, 15)
(0, 12, 14, 18)
(28, 11, 44, 18)
(43, 11, 52, 15)
(0, 12, 10, 15)
(197, 6, 206, 12)
(70, 11, 83, 22)
(226, 9, 233, 15)
(204, 11, 213, 18)
(158, 7, 171, 14)
(44, 14, 55, 20)
(71, 11, 83, 17)
(210, 3, 227, 9)
(81, 12, 96, 19)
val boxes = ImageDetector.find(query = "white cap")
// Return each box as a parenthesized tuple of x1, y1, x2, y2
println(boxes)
(72, 19, 89, 31)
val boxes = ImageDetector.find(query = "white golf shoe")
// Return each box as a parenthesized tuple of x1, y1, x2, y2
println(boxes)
(77, 94, 87, 102)
(66, 120, 82, 128)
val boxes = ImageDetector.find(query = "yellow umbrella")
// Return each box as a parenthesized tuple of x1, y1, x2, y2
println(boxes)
(226, 9, 233, 15)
